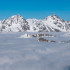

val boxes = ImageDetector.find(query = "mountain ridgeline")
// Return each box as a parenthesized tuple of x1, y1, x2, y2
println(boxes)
(0, 14, 70, 32)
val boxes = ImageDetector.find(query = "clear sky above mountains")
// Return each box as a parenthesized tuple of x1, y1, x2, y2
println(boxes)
(0, 0, 70, 20)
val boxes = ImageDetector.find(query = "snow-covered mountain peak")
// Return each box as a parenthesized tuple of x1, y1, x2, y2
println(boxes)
(9, 15, 24, 20)
(50, 14, 60, 18)
(0, 15, 30, 32)
(43, 15, 67, 32)
(6, 14, 25, 23)
(4, 14, 29, 28)
(45, 14, 62, 21)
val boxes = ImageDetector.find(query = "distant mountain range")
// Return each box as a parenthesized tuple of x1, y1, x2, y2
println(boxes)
(0, 14, 70, 32)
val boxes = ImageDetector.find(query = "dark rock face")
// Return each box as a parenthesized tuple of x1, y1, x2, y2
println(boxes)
(38, 38, 55, 42)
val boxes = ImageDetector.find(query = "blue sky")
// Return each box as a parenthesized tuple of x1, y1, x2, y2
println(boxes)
(0, 0, 70, 20)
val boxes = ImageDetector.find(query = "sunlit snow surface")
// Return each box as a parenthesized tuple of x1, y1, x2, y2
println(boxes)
(0, 32, 70, 70)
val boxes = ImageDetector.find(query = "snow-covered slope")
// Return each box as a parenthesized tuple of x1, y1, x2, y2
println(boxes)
(0, 14, 70, 32)
(0, 15, 30, 32)
(26, 19, 47, 32)
(27, 15, 70, 32)
(45, 15, 70, 32)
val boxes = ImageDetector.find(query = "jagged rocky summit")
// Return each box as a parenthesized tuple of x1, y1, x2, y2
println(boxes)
(0, 14, 70, 32)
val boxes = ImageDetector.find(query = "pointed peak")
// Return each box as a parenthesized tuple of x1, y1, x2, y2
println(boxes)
(51, 14, 57, 17)
(50, 14, 60, 19)
(16, 14, 22, 17)
(9, 14, 24, 19)
(46, 14, 61, 20)
(45, 14, 62, 21)
(45, 14, 59, 20)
